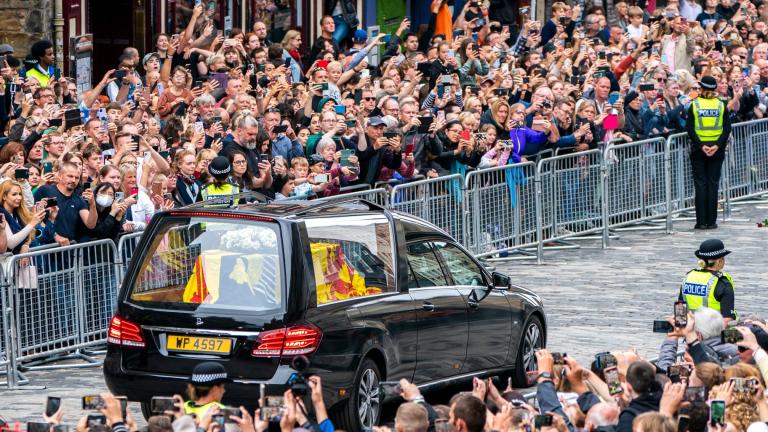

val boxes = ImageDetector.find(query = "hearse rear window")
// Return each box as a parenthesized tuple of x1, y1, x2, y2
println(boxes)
(305, 215, 396, 305)
(128, 218, 283, 312)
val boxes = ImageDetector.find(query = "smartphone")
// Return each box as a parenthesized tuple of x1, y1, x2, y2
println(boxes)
(667, 364, 692, 383)
(417, 116, 434, 133)
(48, 118, 63, 127)
(405, 143, 415, 155)
(639, 83, 656, 92)
(340, 149, 355, 167)
(383, 132, 398, 140)
(460, 130, 471, 141)
(130, 187, 139, 197)
(334, 105, 347, 114)
(607, 91, 620, 105)
(678, 415, 690, 432)
(272, 124, 288, 134)
(320, 83, 329, 92)
(731, 377, 759, 393)
(437, 84, 446, 99)
(14, 168, 29, 180)
(380, 381, 402, 398)
(260, 396, 285, 421)
(710, 400, 725, 426)
(150, 396, 176, 414)
(552, 352, 567, 365)
(598, 51, 606, 60)
(653, 320, 674, 333)
(114, 70, 126, 81)
(115, 192, 125, 202)
(194, 121, 205, 134)
(52, 426, 68, 432)
(604, 366, 623, 395)
(219, 407, 242, 422)
(83, 395, 105, 410)
(315, 174, 330, 183)
(674, 301, 688, 328)
(684, 386, 707, 402)
(534, 414, 553, 428)
(595, 352, 617, 370)
(437, 111, 445, 122)
(721, 328, 743, 344)
(45, 396, 61, 417)
(345, 119, 357, 128)
(45, 198, 58, 209)
(27, 423, 50, 432)
(212, 414, 225, 429)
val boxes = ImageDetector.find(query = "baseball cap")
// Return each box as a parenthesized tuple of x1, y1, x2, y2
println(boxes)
(142, 52, 160, 65)
(309, 154, 325, 165)
(367, 116, 386, 127)
(353, 29, 368, 42)
(0, 44, 14, 55)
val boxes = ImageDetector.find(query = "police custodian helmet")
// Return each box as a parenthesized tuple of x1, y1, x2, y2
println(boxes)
(694, 239, 731, 260)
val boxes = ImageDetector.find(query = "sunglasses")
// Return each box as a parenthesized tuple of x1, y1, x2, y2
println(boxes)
(363, 97, 375, 101)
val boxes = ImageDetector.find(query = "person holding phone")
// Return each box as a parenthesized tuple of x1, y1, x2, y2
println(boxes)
(679, 238, 737, 324)
(118, 165, 154, 232)
(280, 30, 304, 84)
(85, 183, 128, 244)
(0, 181, 47, 254)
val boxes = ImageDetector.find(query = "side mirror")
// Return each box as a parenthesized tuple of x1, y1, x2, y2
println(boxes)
(492, 271, 511, 289)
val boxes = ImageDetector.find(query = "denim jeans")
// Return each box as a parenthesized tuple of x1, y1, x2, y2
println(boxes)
(332, 15, 351, 43)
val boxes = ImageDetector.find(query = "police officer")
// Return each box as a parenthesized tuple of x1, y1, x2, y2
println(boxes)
(679, 239, 736, 325)
(200, 156, 240, 207)
(184, 361, 227, 417)
(685, 76, 732, 230)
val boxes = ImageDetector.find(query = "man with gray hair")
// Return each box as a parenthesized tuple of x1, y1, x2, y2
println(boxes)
(220, 115, 272, 189)
(656, 307, 739, 372)
(584, 403, 620, 431)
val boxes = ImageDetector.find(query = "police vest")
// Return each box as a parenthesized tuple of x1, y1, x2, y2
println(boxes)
(200, 183, 239, 207)
(680, 269, 734, 313)
(692, 98, 725, 142)
(25, 66, 53, 88)
(183, 400, 224, 417)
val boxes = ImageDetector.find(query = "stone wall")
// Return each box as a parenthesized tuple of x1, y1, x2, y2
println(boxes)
(0, 0, 53, 58)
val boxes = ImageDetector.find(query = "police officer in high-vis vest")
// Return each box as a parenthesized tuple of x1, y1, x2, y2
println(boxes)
(184, 361, 227, 417)
(200, 156, 240, 207)
(680, 239, 736, 325)
(685, 75, 732, 230)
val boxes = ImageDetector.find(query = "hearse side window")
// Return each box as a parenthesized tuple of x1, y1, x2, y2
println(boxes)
(406, 242, 448, 288)
(305, 215, 396, 305)
(432, 241, 485, 287)
(128, 218, 283, 312)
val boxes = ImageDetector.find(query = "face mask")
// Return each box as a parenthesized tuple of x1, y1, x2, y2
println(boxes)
(96, 195, 114, 207)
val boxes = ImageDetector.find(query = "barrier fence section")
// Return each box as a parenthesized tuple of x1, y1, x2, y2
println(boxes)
(464, 163, 537, 258)
(603, 138, 669, 229)
(536, 149, 604, 255)
(390, 175, 464, 243)
(5, 118, 768, 389)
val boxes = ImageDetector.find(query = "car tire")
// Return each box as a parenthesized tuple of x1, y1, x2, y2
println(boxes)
(512, 315, 544, 387)
(140, 401, 152, 421)
(336, 358, 382, 431)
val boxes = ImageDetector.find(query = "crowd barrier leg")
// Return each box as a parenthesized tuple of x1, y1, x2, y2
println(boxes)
(665, 138, 673, 234)
(601, 154, 610, 249)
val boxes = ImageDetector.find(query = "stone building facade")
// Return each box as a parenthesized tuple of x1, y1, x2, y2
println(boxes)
(0, 0, 54, 59)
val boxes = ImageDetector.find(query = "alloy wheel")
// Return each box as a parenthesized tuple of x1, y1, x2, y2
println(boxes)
(357, 367, 381, 428)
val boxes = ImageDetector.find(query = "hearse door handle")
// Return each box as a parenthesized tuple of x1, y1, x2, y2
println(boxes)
(467, 300, 479, 309)
(422, 302, 436, 312)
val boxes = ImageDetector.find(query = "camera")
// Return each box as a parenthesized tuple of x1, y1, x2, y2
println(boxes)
(287, 355, 310, 396)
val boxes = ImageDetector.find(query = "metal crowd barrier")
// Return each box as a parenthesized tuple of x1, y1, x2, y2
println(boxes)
(5, 118, 768, 389)
(390, 175, 464, 243)
(464, 163, 537, 258)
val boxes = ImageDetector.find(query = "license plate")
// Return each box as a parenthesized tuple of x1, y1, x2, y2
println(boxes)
(167, 335, 232, 354)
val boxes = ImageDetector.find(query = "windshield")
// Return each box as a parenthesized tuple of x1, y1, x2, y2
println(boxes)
(128, 217, 283, 313)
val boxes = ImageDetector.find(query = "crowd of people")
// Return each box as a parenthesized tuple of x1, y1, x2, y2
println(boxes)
(15, 307, 768, 432)
(0, 0, 767, 252)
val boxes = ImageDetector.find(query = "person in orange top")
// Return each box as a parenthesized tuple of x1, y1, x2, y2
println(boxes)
(157, 66, 194, 119)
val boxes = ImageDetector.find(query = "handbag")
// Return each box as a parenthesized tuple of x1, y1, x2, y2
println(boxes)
(17, 264, 38, 289)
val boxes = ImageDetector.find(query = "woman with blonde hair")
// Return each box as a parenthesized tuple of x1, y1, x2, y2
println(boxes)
(0, 181, 47, 254)
(632, 412, 675, 432)
(480, 99, 511, 137)
(281, 30, 304, 83)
